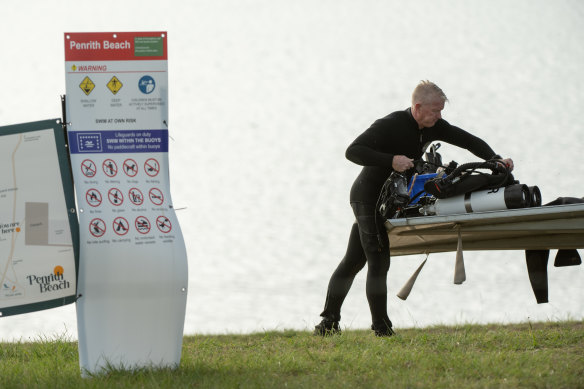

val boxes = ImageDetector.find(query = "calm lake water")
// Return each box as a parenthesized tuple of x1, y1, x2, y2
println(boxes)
(1, 0, 583, 341)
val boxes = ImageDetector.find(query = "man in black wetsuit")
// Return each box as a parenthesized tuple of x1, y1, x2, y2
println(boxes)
(315, 80, 514, 336)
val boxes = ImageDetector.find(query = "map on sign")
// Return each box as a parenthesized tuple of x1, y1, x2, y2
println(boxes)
(0, 121, 78, 317)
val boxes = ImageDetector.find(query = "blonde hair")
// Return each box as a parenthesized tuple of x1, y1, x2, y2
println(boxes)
(411, 80, 448, 105)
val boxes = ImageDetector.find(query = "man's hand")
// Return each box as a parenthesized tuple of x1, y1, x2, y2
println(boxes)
(498, 158, 514, 171)
(392, 155, 414, 172)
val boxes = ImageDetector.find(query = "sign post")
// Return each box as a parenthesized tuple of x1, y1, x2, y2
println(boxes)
(64, 32, 188, 374)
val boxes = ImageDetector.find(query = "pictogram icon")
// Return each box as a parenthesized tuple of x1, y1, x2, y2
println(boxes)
(107, 76, 123, 95)
(108, 187, 124, 206)
(123, 158, 138, 177)
(81, 159, 97, 178)
(89, 218, 106, 237)
(85, 188, 102, 207)
(80, 76, 95, 95)
(138, 75, 155, 94)
(135, 216, 151, 234)
(103, 159, 118, 177)
(156, 216, 172, 233)
(77, 133, 102, 152)
(113, 217, 129, 236)
(144, 158, 160, 177)
(128, 188, 144, 206)
(148, 188, 164, 206)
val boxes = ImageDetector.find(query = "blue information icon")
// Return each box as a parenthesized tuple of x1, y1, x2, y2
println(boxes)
(77, 133, 102, 152)
(138, 75, 156, 94)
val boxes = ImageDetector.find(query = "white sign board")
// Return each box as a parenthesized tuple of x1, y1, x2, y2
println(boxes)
(64, 31, 188, 374)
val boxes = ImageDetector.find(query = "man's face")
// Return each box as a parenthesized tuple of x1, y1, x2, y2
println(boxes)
(414, 99, 444, 129)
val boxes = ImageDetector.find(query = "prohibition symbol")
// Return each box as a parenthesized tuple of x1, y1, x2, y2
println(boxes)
(113, 217, 129, 236)
(89, 218, 106, 237)
(103, 159, 118, 177)
(107, 76, 123, 95)
(85, 188, 102, 207)
(156, 216, 172, 233)
(81, 159, 97, 178)
(144, 158, 160, 177)
(123, 158, 138, 177)
(135, 216, 151, 234)
(128, 188, 144, 206)
(149, 188, 164, 205)
(108, 187, 124, 206)
(79, 76, 95, 96)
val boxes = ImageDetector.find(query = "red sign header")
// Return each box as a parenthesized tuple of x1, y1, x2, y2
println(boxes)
(64, 32, 167, 61)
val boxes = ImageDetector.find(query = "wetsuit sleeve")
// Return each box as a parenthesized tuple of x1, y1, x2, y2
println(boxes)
(345, 121, 395, 167)
(345, 144, 395, 167)
(438, 123, 499, 160)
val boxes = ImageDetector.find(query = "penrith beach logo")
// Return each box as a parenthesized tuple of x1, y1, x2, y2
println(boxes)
(26, 266, 71, 294)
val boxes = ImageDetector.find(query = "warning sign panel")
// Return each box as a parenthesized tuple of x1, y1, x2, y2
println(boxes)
(64, 32, 188, 375)
(80, 76, 95, 95)
(107, 76, 123, 95)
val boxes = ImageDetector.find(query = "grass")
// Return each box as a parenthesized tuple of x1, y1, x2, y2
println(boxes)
(0, 321, 582, 388)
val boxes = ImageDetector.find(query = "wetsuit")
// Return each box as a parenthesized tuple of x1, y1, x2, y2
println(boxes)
(320, 108, 499, 330)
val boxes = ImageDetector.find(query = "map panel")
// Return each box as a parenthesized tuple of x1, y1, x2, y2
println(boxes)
(0, 124, 77, 316)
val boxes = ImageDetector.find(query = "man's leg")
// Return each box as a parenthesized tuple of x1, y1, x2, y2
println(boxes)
(316, 222, 367, 334)
(352, 203, 393, 335)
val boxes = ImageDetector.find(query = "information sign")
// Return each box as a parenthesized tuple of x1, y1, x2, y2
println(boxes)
(64, 31, 187, 374)
(0, 120, 79, 317)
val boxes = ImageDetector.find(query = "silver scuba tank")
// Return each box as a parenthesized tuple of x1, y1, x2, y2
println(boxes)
(421, 184, 532, 216)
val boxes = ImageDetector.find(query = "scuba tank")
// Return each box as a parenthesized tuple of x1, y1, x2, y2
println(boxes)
(420, 184, 531, 216)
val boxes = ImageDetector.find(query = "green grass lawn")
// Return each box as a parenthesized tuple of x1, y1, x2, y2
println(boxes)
(1, 321, 582, 388)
